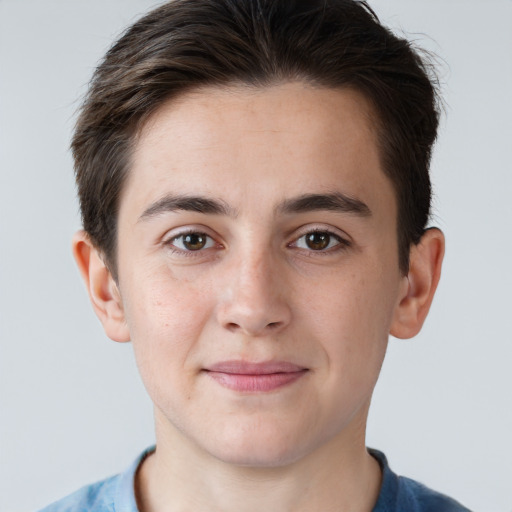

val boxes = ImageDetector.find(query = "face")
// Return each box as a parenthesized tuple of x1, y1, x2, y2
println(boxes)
(114, 83, 407, 466)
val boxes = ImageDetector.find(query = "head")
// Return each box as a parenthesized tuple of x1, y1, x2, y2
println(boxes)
(72, 0, 440, 279)
(71, 0, 444, 468)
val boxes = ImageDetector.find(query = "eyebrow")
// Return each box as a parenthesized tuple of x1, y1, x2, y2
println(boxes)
(277, 192, 372, 217)
(139, 194, 234, 221)
(139, 191, 371, 221)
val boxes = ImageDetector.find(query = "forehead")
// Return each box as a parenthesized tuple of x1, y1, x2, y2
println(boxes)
(122, 82, 394, 220)
(135, 82, 378, 161)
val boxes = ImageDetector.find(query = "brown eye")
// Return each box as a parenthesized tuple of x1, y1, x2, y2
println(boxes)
(170, 232, 215, 252)
(305, 232, 331, 250)
(293, 230, 346, 252)
(182, 233, 207, 250)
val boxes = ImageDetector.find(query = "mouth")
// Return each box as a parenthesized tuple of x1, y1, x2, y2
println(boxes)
(203, 361, 309, 393)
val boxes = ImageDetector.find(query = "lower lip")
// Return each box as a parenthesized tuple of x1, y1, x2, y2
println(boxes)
(205, 370, 307, 392)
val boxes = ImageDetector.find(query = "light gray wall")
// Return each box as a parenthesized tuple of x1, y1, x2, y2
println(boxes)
(1, 1, 510, 511)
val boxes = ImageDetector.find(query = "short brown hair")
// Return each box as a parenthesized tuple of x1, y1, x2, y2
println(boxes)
(72, 0, 440, 277)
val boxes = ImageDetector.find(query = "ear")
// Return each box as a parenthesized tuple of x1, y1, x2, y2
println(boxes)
(72, 230, 130, 343)
(390, 228, 445, 339)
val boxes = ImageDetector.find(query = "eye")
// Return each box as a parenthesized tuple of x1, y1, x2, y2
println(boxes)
(168, 231, 216, 252)
(293, 230, 346, 251)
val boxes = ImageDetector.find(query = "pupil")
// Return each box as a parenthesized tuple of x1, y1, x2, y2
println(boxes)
(184, 233, 206, 250)
(306, 232, 329, 250)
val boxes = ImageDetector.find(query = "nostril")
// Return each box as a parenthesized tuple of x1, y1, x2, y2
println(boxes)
(223, 320, 282, 334)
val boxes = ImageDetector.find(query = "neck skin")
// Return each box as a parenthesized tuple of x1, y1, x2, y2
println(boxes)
(135, 402, 382, 512)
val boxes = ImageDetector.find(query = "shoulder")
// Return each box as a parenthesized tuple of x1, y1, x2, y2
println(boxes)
(37, 475, 119, 512)
(36, 447, 154, 512)
(395, 475, 472, 512)
(370, 449, 472, 512)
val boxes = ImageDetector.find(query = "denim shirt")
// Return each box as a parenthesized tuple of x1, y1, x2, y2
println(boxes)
(38, 447, 471, 512)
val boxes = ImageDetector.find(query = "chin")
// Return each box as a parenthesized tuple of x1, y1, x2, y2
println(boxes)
(203, 424, 317, 469)
(213, 445, 303, 468)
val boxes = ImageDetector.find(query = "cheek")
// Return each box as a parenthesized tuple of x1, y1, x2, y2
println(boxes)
(121, 268, 215, 379)
(302, 264, 398, 372)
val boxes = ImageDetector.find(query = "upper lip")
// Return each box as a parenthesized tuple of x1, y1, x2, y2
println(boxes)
(205, 360, 307, 375)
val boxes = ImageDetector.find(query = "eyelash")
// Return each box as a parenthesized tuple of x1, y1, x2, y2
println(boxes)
(289, 228, 350, 255)
(163, 228, 350, 256)
(163, 229, 219, 256)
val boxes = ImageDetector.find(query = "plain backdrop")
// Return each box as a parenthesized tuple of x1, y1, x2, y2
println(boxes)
(1, 1, 511, 511)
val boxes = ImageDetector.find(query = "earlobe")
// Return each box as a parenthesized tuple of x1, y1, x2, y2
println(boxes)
(72, 230, 130, 343)
(390, 228, 445, 339)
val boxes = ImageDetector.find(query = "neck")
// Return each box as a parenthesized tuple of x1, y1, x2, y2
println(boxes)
(136, 408, 381, 512)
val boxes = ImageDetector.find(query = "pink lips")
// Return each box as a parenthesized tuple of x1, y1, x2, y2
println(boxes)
(204, 361, 308, 392)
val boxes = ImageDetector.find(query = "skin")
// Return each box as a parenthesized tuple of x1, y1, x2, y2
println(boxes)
(74, 83, 444, 511)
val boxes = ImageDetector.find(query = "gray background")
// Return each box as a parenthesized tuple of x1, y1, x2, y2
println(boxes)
(1, 1, 511, 511)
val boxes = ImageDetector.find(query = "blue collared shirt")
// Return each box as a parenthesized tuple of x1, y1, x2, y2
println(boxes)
(38, 447, 471, 511)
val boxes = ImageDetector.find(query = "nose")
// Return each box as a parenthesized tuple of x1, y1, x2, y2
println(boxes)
(216, 251, 292, 337)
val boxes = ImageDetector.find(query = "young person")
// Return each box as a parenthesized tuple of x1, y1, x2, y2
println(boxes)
(40, 1, 470, 510)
